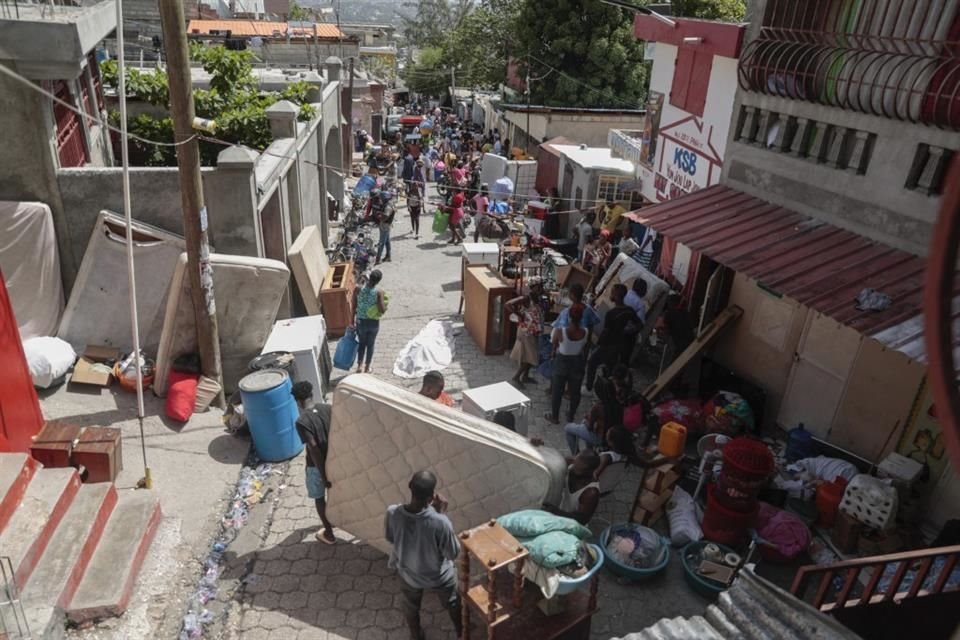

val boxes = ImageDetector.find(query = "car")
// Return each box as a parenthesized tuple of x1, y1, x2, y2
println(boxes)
(384, 114, 402, 143)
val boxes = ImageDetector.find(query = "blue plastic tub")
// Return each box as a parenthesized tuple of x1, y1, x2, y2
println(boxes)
(555, 544, 604, 595)
(680, 541, 736, 599)
(239, 368, 304, 462)
(600, 524, 670, 581)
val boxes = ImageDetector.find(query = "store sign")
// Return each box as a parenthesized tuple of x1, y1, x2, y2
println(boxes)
(652, 115, 723, 202)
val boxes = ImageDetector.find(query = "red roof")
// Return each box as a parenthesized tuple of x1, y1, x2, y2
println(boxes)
(626, 185, 932, 353)
(187, 19, 345, 39)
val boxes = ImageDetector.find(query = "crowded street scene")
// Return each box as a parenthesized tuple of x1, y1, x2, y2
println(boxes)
(0, 0, 959, 639)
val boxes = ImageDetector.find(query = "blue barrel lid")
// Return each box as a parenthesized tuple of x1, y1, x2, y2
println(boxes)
(239, 368, 290, 393)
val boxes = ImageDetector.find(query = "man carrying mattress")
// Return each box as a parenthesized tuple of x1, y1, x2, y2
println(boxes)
(385, 471, 463, 640)
(292, 382, 337, 545)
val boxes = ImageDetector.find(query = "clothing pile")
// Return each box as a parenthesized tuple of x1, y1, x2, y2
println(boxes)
(605, 523, 668, 569)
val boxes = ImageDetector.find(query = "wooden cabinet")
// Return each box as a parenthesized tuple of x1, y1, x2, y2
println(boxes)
(319, 262, 355, 338)
(463, 265, 514, 355)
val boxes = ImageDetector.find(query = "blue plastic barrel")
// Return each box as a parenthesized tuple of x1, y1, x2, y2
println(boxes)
(239, 369, 303, 461)
(785, 423, 814, 463)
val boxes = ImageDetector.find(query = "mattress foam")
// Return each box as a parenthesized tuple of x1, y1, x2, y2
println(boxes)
(326, 374, 566, 555)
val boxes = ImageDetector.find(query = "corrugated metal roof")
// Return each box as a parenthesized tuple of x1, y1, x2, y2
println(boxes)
(626, 185, 933, 358)
(610, 568, 861, 640)
(187, 19, 345, 39)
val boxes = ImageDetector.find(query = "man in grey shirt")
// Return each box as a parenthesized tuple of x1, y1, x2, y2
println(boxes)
(385, 470, 463, 640)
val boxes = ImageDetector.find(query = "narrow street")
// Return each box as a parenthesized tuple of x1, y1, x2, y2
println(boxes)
(224, 184, 704, 640)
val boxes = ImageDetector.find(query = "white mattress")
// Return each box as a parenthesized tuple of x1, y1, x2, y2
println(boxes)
(154, 253, 289, 395)
(326, 374, 566, 555)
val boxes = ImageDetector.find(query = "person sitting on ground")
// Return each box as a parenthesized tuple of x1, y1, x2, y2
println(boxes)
(292, 381, 336, 544)
(419, 370, 455, 408)
(385, 471, 463, 640)
(543, 449, 602, 525)
(563, 398, 607, 455)
(594, 426, 635, 480)
(595, 364, 635, 428)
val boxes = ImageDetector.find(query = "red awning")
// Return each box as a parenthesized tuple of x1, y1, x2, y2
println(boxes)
(626, 185, 935, 356)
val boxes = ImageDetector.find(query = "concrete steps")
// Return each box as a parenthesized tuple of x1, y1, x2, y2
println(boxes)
(0, 452, 38, 532)
(66, 491, 162, 625)
(0, 452, 162, 637)
(0, 467, 80, 589)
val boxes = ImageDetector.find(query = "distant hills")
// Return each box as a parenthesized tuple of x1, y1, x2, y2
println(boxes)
(299, 0, 412, 26)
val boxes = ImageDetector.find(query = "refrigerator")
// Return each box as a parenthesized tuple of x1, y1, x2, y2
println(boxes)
(261, 315, 332, 405)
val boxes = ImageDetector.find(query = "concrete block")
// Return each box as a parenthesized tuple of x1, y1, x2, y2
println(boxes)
(21, 483, 117, 609)
(0, 452, 39, 533)
(0, 467, 81, 589)
(66, 491, 162, 624)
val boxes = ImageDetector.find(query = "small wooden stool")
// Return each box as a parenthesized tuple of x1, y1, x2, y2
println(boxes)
(30, 421, 83, 468)
(72, 426, 123, 483)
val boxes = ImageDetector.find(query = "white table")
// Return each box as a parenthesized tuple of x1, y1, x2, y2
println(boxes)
(462, 382, 532, 436)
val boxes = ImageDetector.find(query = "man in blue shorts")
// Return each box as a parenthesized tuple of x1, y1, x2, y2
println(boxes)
(293, 382, 336, 544)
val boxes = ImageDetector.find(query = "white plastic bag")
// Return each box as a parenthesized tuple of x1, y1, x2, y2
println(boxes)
(23, 336, 76, 388)
(666, 486, 703, 546)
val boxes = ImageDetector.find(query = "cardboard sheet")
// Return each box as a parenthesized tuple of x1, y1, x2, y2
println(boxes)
(0, 201, 64, 339)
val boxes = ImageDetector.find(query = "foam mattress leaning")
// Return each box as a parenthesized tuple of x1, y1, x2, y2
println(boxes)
(326, 374, 566, 555)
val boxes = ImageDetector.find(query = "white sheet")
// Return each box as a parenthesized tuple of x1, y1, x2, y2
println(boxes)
(392, 319, 456, 379)
(326, 374, 567, 555)
(0, 202, 63, 339)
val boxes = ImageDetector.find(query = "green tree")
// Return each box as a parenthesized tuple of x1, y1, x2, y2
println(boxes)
(288, 1, 312, 20)
(672, 0, 746, 21)
(101, 46, 316, 166)
(400, 0, 474, 49)
(440, 3, 514, 89)
(514, 0, 648, 108)
(401, 46, 447, 96)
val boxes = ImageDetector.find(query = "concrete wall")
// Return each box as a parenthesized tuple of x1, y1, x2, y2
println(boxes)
(636, 43, 739, 204)
(257, 40, 360, 68)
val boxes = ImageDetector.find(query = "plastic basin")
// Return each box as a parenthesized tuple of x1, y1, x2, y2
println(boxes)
(681, 540, 736, 599)
(600, 524, 670, 581)
(554, 544, 604, 595)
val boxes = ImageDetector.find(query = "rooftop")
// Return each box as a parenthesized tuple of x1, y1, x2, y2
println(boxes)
(499, 103, 646, 116)
(187, 19, 346, 39)
(553, 144, 636, 173)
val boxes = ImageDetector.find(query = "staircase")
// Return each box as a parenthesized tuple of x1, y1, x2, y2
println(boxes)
(0, 452, 161, 639)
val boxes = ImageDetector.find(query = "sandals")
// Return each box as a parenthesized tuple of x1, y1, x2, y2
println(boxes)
(543, 412, 559, 425)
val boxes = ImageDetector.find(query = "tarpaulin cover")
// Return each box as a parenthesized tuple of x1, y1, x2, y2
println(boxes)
(0, 202, 63, 339)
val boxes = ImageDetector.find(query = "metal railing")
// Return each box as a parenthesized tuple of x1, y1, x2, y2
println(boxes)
(738, 0, 960, 129)
(0, 556, 31, 639)
(790, 543, 960, 612)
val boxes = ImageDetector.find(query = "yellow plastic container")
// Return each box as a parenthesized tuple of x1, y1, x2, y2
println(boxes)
(658, 422, 688, 458)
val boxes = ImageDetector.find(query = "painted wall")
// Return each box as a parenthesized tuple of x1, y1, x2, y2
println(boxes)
(637, 43, 739, 204)
(257, 40, 360, 68)
(499, 110, 647, 148)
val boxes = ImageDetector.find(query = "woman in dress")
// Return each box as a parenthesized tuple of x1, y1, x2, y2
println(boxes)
(506, 281, 544, 388)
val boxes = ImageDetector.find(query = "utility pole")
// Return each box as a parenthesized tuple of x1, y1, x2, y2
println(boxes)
(158, 0, 225, 406)
(451, 66, 456, 111)
(525, 55, 531, 157)
(344, 57, 355, 169)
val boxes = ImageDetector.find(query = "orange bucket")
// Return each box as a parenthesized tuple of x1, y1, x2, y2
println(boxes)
(658, 421, 688, 458)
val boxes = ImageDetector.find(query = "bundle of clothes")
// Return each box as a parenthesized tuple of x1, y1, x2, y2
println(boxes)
(604, 523, 669, 569)
(653, 390, 755, 436)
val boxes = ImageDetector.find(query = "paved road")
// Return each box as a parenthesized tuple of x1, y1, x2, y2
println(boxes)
(226, 185, 705, 640)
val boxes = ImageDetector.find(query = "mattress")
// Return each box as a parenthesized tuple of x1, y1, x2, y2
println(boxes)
(58, 211, 185, 353)
(287, 225, 329, 316)
(154, 253, 289, 396)
(326, 374, 567, 555)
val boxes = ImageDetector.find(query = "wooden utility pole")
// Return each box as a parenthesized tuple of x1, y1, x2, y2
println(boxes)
(158, 0, 224, 405)
(345, 57, 355, 169)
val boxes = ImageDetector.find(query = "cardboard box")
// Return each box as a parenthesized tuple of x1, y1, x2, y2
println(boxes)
(858, 529, 904, 556)
(71, 357, 113, 386)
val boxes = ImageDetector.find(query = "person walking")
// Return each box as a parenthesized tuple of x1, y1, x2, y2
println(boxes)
(408, 183, 422, 239)
(352, 270, 387, 373)
(545, 303, 588, 425)
(447, 192, 466, 245)
(376, 198, 395, 264)
(292, 382, 336, 544)
(385, 471, 463, 640)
